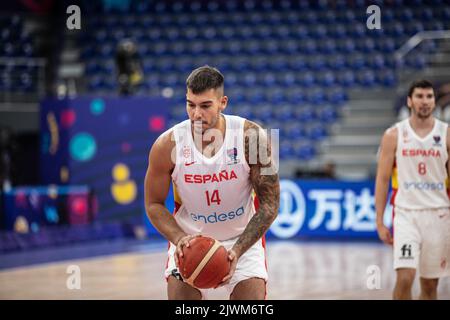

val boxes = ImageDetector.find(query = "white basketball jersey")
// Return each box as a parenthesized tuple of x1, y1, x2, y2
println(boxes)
(170, 115, 256, 241)
(392, 118, 450, 210)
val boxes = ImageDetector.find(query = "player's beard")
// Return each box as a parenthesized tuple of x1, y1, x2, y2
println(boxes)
(415, 105, 433, 119)
(192, 112, 221, 134)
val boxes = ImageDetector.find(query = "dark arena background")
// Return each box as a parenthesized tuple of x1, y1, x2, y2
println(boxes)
(0, 0, 449, 300)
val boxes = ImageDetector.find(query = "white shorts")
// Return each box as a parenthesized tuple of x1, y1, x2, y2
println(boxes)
(164, 236, 268, 299)
(393, 206, 450, 279)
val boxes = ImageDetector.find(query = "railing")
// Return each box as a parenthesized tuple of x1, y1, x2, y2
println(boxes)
(394, 30, 450, 94)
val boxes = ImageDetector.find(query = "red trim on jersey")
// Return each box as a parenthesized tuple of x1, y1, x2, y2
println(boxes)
(390, 160, 398, 205)
(391, 206, 396, 240)
(253, 195, 260, 211)
(390, 189, 398, 205)
(173, 201, 181, 217)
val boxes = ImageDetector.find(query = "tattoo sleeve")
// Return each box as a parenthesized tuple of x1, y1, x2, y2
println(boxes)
(233, 121, 280, 257)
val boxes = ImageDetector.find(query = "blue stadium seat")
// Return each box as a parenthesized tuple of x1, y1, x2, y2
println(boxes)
(406, 55, 426, 69)
(318, 39, 337, 54)
(357, 38, 376, 53)
(383, 9, 395, 23)
(283, 122, 305, 140)
(357, 70, 376, 87)
(338, 39, 356, 54)
(327, 55, 346, 70)
(291, 25, 309, 39)
(337, 70, 356, 87)
(319, 11, 337, 25)
(269, 55, 288, 72)
(98, 43, 114, 58)
(273, 104, 293, 122)
(235, 104, 253, 119)
(349, 23, 366, 38)
(280, 140, 294, 159)
(292, 140, 316, 160)
(389, 22, 406, 37)
(378, 38, 396, 53)
(368, 54, 386, 70)
(241, 72, 257, 87)
(316, 105, 338, 123)
(299, 72, 316, 87)
(262, 40, 280, 54)
(1, 42, 15, 56)
(317, 71, 336, 87)
(244, 88, 264, 104)
(286, 88, 306, 104)
(310, 25, 327, 39)
(274, 25, 291, 39)
(227, 87, 245, 104)
(302, 39, 318, 55)
(308, 56, 326, 71)
(306, 87, 326, 105)
(283, 40, 300, 54)
(260, 72, 277, 87)
(252, 104, 272, 122)
(347, 53, 366, 70)
(377, 69, 396, 87)
(328, 87, 348, 105)
(294, 105, 315, 122)
(278, 72, 297, 87)
(0, 72, 12, 91)
(265, 88, 285, 104)
(288, 56, 307, 71)
(306, 122, 327, 141)
(405, 20, 424, 35)
(329, 24, 347, 39)
(398, 8, 414, 22)
(229, 57, 249, 72)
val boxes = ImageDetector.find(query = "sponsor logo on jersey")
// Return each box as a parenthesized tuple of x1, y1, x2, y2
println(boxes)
(183, 146, 191, 159)
(401, 149, 441, 157)
(403, 181, 445, 190)
(184, 169, 238, 184)
(433, 135, 442, 146)
(402, 130, 410, 143)
(227, 147, 239, 165)
(190, 206, 244, 224)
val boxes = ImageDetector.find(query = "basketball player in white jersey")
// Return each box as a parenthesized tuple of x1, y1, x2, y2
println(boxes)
(376, 80, 450, 299)
(144, 66, 280, 300)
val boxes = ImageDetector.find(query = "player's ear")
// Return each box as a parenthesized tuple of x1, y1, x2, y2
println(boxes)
(406, 96, 412, 108)
(220, 95, 228, 111)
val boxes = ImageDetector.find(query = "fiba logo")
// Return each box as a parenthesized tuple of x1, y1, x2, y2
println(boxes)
(400, 244, 413, 259)
(270, 180, 306, 239)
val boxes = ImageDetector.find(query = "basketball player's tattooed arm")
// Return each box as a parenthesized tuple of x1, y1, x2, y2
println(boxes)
(144, 131, 196, 264)
(221, 120, 280, 285)
(375, 126, 397, 245)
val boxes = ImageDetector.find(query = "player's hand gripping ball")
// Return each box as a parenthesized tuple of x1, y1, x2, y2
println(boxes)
(178, 235, 231, 289)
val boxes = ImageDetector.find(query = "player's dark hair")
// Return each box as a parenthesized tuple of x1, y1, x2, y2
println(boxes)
(186, 65, 224, 95)
(408, 79, 434, 97)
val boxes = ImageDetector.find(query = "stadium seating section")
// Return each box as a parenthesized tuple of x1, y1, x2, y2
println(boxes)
(0, 15, 37, 93)
(22, 0, 450, 159)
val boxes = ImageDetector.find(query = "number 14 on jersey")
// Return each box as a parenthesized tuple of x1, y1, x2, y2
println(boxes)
(205, 190, 221, 206)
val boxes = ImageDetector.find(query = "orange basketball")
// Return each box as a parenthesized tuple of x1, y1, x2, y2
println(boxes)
(178, 235, 231, 289)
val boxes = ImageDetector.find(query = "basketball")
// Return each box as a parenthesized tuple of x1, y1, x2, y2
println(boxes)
(178, 236, 231, 289)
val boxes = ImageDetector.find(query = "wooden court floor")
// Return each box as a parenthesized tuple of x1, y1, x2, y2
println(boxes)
(1, 240, 449, 299)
